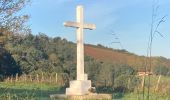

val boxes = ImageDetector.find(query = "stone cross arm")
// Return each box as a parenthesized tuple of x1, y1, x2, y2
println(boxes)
(64, 21, 96, 30)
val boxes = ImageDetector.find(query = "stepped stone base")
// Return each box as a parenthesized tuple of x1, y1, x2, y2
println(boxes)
(50, 94, 112, 100)
(66, 80, 91, 95)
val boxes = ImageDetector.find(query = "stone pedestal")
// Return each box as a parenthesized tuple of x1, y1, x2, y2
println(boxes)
(66, 80, 91, 95)
(50, 94, 112, 100)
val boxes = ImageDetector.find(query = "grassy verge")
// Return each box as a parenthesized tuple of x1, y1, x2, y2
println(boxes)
(0, 82, 65, 100)
(0, 75, 169, 100)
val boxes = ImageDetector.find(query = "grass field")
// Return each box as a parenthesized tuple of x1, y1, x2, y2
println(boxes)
(0, 82, 65, 100)
(122, 92, 170, 100)
(0, 75, 170, 100)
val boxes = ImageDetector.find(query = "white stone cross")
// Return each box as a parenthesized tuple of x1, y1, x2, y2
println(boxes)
(64, 5, 96, 81)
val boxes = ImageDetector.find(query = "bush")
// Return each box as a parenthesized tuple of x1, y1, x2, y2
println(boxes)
(153, 65, 169, 76)
(114, 75, 141, 92)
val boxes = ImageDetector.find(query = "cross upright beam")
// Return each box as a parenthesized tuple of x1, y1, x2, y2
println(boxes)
(64, 5, 96, 80)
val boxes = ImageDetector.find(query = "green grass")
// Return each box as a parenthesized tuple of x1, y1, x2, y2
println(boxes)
(120, 92, 170, 100)
(0, 82, 65, 100)
(112, 91, 170, 100)
(0, 75, 169, 100)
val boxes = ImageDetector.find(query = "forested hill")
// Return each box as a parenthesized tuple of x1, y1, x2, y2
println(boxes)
(0, 33, 170, 77)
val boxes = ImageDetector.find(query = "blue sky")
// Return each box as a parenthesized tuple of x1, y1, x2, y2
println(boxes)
(21, 0, 170, 58)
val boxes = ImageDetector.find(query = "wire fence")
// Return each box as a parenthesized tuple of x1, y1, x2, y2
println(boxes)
(2, 73, 69, 86)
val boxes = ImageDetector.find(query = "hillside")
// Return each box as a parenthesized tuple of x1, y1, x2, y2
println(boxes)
(84, 44, 170, 70)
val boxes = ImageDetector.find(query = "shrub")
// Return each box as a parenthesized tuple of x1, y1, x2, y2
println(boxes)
(153, 65, 169, 76)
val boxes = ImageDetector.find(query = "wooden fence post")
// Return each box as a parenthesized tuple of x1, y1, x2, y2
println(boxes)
(56, 73, 57, 83)
(41, 72, 44, 82)
(50, 75, 52, 83)
(7, 77, 10, 82)
(36, 74, 39, 83)
(155, 75, 161, 91)
(29, 75, 32, 82)
(10, 75, 13, 83)
(141, 75, 145, 89)
(24, 74, 27, 82)
(15, 73, 18, 82)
